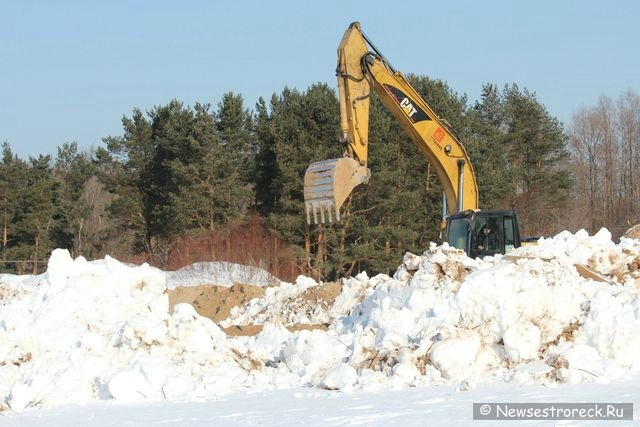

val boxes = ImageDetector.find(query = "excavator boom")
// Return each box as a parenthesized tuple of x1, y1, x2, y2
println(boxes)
(304, 22, 478, 224)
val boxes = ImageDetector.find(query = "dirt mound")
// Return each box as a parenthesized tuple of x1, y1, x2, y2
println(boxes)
(169, 283, 266, 323)
(222, 323, 331, 337)
(168, 281, 343, 336)
(623, 223, 640, 239)
(300, 281, 342, 303)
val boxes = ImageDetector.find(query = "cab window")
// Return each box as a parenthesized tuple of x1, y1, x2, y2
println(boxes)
(472, 216, 501, 257)
(446, 217, 468, 250)
(503, 216, 515, 251)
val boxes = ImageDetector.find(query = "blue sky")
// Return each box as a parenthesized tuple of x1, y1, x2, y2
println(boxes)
(2, 0, 638, 159)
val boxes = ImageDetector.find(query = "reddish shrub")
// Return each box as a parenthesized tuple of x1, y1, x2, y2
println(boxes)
(164, 215, 301, 282)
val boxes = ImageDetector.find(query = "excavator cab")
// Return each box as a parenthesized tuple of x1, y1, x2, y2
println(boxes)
(445, 210, 521, 258)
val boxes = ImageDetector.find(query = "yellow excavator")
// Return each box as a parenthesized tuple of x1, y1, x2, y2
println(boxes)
(303, 22, 522, 258)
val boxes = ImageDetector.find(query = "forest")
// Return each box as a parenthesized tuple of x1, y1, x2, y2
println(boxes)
(2, 78, 639, 281)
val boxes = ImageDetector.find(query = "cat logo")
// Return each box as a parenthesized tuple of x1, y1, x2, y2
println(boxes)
(400, 97, 418, 119)
(383, 84, 430, 123)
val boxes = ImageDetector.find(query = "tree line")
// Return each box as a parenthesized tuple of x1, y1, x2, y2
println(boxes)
(2, 78, 635, 280)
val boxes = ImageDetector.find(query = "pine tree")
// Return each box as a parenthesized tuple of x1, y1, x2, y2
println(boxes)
(0, 143, 29, 271)
(502, 85, 572, 235)
(51, 142, 95, 255)
(471, 83, 513, 209)
(168, 102, 221, 231)
(254, 96, 279, 215)
(212, 93, 256, 222)
(12, 155, 55, 273)
(147, 99, 198, 248)
(97, 107, 153, 255)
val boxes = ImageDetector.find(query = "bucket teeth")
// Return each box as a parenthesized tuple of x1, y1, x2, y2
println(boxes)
(305, 200, 340, 224)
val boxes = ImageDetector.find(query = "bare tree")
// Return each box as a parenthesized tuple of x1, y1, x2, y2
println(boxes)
(616, 90, 640, 223)
(75, 176, 114, 259)
(569, 90, 640, 237)
(569, 105, 607, 230)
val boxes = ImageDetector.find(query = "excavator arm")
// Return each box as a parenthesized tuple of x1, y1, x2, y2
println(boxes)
(304, 22, 479, 224)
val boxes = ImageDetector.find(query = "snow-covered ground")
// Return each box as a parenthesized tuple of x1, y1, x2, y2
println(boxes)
(1, 228, 639, 425)
(3, 378, 639, 426)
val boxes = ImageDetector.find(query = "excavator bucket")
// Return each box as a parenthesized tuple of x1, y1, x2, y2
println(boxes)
(304, 157, 370, 224)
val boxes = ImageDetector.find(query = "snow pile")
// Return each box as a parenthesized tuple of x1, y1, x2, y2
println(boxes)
(0, 253, 255, 411)
(166, 261, 280, 289)
(220, 276, 334, 326)
(1, 228, 640, 412)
